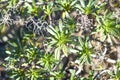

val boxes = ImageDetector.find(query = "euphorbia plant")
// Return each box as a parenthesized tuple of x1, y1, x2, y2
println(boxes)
(77, 37, 94, 64)
(76, 0, 98, 15)
(47, 20, 71, 60)
(55, 0, 78, 18)
(96, 11, 120, 43)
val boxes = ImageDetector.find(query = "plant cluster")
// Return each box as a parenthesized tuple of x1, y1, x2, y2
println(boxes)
(0, 0, 120, 80)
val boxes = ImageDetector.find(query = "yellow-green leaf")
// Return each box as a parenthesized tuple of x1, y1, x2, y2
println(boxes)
(62, 45, 67, 56)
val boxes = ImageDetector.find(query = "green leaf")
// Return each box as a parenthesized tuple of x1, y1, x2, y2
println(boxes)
(8, 42, 18, 47)
(78, 37, 84, 47)
(55, 47, 61, 60)
(80, 0, 85, 8)
(58, 20, 63, 33)
(4, 57, 10, 61)
(70, 0, 77, 7)
(68, 48, 79, 53)
(69, 69, 75, 80)
(62, 12, 66, 19)
(62, 44, 67, 56)
(47, 26, 57, 36)
(5, 51, 11, 55)
(24, 2, 33, 13)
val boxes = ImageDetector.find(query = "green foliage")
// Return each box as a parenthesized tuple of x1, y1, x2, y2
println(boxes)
(96, 11, 120, 42)
(76, 0, 98, 15)
(109, 60, 120, 80)
(38, 54, 56, 70)
(47, 20, 71, 59)
(1, 0, 120, 80)
(43, 2, 54, 21)
(5, 38, 42, 79)
(56, 0, 78, 18)
(49, 71, 64, 80)
(77, 37, 93, 64)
